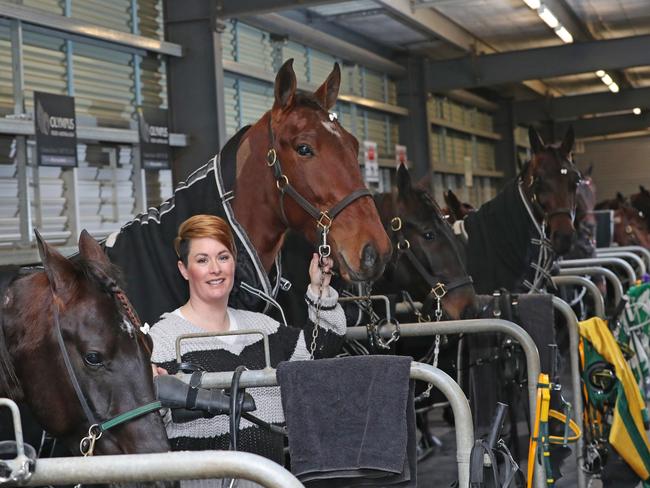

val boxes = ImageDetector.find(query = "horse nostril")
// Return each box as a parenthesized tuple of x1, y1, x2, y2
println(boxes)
(361, 243, 378, 270)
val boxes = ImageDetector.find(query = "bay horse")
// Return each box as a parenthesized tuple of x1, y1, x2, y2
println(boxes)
(105, 59, 391, 326)
(0, 231, 171, 471)
(631, 185, 650, 229)
(442, 188, 475, 224)
(596, 193, 650, 248)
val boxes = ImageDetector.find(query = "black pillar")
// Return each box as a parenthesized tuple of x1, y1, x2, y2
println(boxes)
(396, 57, 430, 179)
(164, 0, 227, 184)
(494, 100, 518, 185)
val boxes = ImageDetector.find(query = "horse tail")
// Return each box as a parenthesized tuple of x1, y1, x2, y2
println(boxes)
(0, 265, 24, 399)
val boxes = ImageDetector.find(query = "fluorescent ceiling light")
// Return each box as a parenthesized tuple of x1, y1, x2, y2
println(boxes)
(538, 6, 559, 29)
(595, 70, 606, 78)
(523, 0, 541, 8)
(601, 74, 613, 85)
(608, 83, 620, 93)
(633, 107, 641, 115)
(555, 26, 573, 43)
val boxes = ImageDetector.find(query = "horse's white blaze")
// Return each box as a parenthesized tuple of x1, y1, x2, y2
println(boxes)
(321, 120, 341, 138)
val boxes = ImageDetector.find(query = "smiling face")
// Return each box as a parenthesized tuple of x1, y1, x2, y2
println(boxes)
(177, 237, 236, 307)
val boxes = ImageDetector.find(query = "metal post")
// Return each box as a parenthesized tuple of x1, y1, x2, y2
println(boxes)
(593, 251, 645, 278)
(16, 451, 304, 487)
(558, 266, 623, 308)
(597, 245, 650, 270)
(551, 276, 605, 319)
(62, 167, 80, 244)
(131, 143, 147, 214)
(551, 297, 586, 488)
(559, 257, 636, 287)
(346, 319, 543, 488)
(11, 18, 32, 247)
(179, 362, 474, 488)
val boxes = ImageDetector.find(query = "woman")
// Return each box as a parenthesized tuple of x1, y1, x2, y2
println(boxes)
(149, 214, 346, 479)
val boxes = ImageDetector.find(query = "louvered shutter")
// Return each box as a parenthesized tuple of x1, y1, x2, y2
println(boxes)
(22, 30, 67, 114)
(239, 77, 272, 128)
(223, 74, 239, 138)
(364, 69, 385, 101)
(73, 41, 134, 128)
(21, 0, 64, 14)
(310, 49, 337, 85)
(0, 25, 12, 115)
(137, 0, 164, 39)
(282, 41, 308, 84)
(71, 0, 131, 33)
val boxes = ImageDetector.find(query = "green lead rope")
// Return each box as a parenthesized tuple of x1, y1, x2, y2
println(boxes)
(99, 401, 163, 432)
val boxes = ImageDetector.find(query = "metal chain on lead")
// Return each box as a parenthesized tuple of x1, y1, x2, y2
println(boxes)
(309, 221, 331, 359)
(419, 293, 443, 401)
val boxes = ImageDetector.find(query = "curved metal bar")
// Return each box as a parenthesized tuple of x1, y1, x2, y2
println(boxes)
(346, 319, 543, 488)
(559, 257, 636, 286)
(595, 251, 646, 277)
(551, 276, 605, 319)
(597, 245, 650, 270)
(19, 451, 303, 487)
(551, 297, 586, 488)
(179, 362, 474, 488)
(558, 266, 623, 309)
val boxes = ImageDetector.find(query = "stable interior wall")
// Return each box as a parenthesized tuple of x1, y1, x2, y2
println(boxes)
(579, 136, 650, 202)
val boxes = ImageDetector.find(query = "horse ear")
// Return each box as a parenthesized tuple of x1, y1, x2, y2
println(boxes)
(313, 62, 341, 111)
(78, 229, 110, 267)
(528, 127, 545, 154)
(35, 228, 76, 296)
(584, 163, 593, 178)
(273, 58, 297, 111)
(444, 189, 462, 217)
(616, 192, 625, 203)
(396, 163, 412, 199)
(560, 126, 575, 155)
(640, 185, 649, 195)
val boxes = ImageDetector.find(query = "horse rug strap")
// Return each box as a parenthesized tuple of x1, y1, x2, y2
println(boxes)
(579, 317, 650, 482)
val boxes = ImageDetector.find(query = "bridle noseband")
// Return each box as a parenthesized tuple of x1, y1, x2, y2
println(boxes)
(266, 115, 371, 261)
(389, 216, 473, 321)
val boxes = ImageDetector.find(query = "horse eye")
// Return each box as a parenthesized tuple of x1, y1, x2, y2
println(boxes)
(296, 144, 314, 157)
(84, 351, 104, 367)
(422, 231, 435, 240)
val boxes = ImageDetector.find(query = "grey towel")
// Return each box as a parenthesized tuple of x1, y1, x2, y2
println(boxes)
(277, 355, 416, 487)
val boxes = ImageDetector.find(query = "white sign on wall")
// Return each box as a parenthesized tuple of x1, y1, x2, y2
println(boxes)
(395, 144, 407, 167)
(363, 140, 379, 184)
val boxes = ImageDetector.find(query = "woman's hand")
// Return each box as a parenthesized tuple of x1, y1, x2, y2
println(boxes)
(309, 253, 333, 296)
(151, 364, 169, 377)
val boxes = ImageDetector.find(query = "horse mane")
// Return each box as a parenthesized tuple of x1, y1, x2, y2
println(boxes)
(0, 266, 26, 399)
(411, 186, 446, 220)
(0, 255, 128, 399)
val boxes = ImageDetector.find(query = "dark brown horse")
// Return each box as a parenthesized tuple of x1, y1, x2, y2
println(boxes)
(596, 192, 650, 248)
(442, 189, 475, 224)
(464, 127, 579, 294)
(373, 163, 476, 321)
(631, 185, 650, 229)
(0, 231, 170, 463)
(233, 59, 391, 281)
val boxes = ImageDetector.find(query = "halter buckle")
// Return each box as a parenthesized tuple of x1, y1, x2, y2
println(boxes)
(396, 239, 410, 250)
(390, 217, 402, 232)
(266, 148, 278, 166)
(431, 282, 447, 299)
(317, 212, 333, 231)
(276, 174, 289, 191)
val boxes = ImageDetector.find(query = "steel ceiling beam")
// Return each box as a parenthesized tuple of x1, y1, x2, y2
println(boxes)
(515, 86, 650, 123)
(556, 112, 650, 139)
(215, 0, 344, 18)
(374, 0, 553, 95)
(425, 34, 650, 91)
(242, 13, 405, 76)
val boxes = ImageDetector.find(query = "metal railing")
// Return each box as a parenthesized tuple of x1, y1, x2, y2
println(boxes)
(179, 362, 473, 488)
(597, 245, 650, 270)
(559, 257, 636, 288)
(551, 276, 605, 319)
(551, 297, 586, 488)
(345, 319, 543, 488)
(594, 251, 646, 277)
(557, 266, 624, 309)
(0, 397, 303, 488)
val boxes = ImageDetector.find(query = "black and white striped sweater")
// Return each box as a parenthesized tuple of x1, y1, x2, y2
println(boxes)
(150, 286, 346, 467)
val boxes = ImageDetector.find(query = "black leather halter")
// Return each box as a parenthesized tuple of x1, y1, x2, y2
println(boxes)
(265, 116, 371, 258)
(44, 270, 160, 455)
(389, 216, 473, 320)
